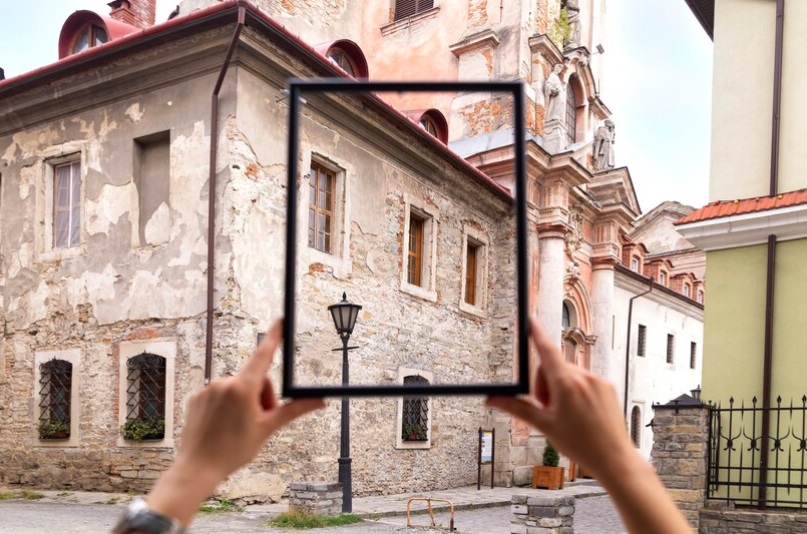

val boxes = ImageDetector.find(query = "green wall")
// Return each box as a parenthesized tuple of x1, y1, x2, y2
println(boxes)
(771, 239, 807, 398)
(703, 245, 767, 404)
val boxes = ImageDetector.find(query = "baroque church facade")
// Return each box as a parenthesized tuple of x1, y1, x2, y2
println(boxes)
(0, 0, 703, 500)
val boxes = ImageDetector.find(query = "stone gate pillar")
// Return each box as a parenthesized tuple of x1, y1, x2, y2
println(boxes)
(651, 395, 710, 531)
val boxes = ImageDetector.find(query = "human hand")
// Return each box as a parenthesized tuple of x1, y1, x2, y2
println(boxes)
(487, 316, 636, 481)
(146, 320, 324, 525)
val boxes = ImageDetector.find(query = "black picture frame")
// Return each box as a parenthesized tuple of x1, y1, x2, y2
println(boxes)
(283, 79, 529, 398)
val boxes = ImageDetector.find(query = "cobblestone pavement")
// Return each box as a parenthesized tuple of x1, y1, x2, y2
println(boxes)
(0, 495, 625, 534)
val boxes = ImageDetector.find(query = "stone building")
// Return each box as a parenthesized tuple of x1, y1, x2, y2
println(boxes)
(0, 0, 704, 501)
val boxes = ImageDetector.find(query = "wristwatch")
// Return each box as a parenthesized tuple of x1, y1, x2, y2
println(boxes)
(111, 497, 186, 534)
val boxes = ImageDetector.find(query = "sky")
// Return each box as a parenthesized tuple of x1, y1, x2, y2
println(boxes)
(0, 0, 713, 213)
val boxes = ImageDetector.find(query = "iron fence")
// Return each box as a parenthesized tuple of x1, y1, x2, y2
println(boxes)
(708, 395, 807, 508)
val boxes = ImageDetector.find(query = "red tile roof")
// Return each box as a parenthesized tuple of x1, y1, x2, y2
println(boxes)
(676, 189, 807, 225)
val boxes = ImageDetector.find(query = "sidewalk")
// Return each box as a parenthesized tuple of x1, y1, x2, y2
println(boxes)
(249, 480, 607, 518)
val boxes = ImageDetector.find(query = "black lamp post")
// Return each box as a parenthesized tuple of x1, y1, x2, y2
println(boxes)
(690, 385, 702, 402)
(328, 292, 362, 513)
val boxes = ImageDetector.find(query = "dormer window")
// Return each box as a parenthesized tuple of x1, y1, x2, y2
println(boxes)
(72, 24, 108, 53)
(327, 48, 358, 77)
(659, 272, 667, 286)
(413, 109, 448, 143)
(315, 40, 369, 78)
(631, 256, 640, 272)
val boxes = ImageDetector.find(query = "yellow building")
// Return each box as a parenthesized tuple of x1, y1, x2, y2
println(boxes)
(679, 0, 807, 509)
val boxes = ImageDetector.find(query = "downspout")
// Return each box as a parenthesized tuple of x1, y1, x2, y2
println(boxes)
(205, 6, 246, 384)
(624, 277, 653, 419)
(759, 0, 785, 509)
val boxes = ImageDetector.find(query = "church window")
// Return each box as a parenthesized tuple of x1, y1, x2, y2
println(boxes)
(565, 76, 578, 144)
(394, 0, 434, 21)
(562, 302, 571, 328)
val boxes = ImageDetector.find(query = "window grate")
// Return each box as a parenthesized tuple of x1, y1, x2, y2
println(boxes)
(630, 406, 641, 447)
(666, 334, 675, 364)
(126, 354, 166, 429)
(637, 325, 647, 357)
(402, 375, 429, 441)
(690, 342, 697, 369)
(39, 359, 72, 439)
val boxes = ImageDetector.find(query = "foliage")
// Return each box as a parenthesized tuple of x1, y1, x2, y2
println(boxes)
(199, 499, 242, 514)
(269, 511, 363, 529)
(548, 7, 572, 50)
(38, 420, 70, 440)
(120, 418, 165, 441)
(542, 441, 560, 467)
(401, 423, 427, 441)
(20, 491, 45, 500)
(0, 492, 14, 500)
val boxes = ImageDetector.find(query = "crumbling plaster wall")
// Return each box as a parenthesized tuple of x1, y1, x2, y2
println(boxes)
(0, 70, 236, 491)
(208, 66, 517, 498)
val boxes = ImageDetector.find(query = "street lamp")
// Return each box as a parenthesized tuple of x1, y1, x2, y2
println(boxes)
(690, 385, 702, 402)
(328, 292, 362, 513)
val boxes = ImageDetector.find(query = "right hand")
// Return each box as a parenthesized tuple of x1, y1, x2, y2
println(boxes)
(487, 316, 637, 481)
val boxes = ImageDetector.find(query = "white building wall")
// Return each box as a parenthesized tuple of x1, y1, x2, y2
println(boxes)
(613, 273, 703, 459)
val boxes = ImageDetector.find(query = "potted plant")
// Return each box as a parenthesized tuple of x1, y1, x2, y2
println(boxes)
(39, 420, 70, 440)
(121, 417, 165, 441)
(531, 441, 565, 490)
(401, 423, 427, 442)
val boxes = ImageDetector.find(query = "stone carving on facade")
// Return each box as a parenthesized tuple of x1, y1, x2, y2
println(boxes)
(593, 119, 616, 171)
(562, 0, 581, 50)
(544, 63, 566, 124)
(565, 209, 584, 260)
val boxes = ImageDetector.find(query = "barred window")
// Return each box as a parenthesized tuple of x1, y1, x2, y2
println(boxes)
(637, 324, 647, 357)
(124, 353, 166, 440)
(401, 375, 429, 442)
(690, 342, 697, 369)
(38, 360, 72, 440)
(666, 334, 675, 364)
(631, 406, 641, 447)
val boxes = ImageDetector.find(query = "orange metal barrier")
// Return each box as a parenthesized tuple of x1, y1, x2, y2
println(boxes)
(405, 497, 455, 532)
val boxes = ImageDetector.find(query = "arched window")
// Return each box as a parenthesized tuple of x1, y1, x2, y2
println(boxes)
(72, 24, 108, 53)
(416, 109, 448, 143)
(38, 360, 72, 440)
(562, 302, 571, 329)
(565, 76, 578, 144)
(123, 353, 166, 441)
(401, 375, 429, 442)
(631, 406, 641, 447)
(420, 116, 439, 137)
(327, 47, 358, 77)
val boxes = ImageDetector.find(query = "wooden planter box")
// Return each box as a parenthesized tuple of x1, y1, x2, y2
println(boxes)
(531, 466, 565, 490)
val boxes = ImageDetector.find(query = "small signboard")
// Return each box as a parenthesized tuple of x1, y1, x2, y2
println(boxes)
(477, 427, 495, 490)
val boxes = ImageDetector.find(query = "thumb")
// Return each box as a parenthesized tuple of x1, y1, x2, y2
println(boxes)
(259, 398, 326, 437)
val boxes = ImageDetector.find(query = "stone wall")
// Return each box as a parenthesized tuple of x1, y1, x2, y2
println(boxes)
(510, 494, 574, 534)
(700, 506, 807, 533)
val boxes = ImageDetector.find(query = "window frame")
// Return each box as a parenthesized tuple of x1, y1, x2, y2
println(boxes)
(631, 256, 640, 272)
(395, 368, 433, 449)
(72, 23, 108, 54)
(34, 349, 81, 448)
(666, 334, 675, 365)
(308, 161, 336, 255)
(637, 324, 647, 357)
(659, 271, 667, 286)
(39, 148, 85, 260)
(690, 342, 697, 369)
(400, 194, 438, 302)
(52, 160, 82, 250)
(459, 224, 489, 315)
(683, 283, 691, 298)
(630, 406, 642, 448)
(565, 77, 577, 145)
(117, 340, 176, 448)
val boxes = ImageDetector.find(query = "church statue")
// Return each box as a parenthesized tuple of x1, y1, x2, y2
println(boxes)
(563, 0, 581, 50)
(544, 63, 566, 125)
(593, 120, 616, 171)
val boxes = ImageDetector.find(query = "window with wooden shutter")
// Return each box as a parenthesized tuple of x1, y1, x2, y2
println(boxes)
(464, 242, 478, 305)
(394, 0, 434, 21)
(309, 163, 335, 254)
(407, 215, 424, 286)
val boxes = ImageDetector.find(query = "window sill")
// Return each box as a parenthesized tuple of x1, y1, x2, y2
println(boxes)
(381, 7, 440, 37)
(35, 435, 80, 448)
(116, 436, 174, 449)
(303, 247, 351, 279)
(37, 245, 83, 263)
(459, 301, 487, 318)
(394, 439, 432, 450)
(401, 282, 437, 303)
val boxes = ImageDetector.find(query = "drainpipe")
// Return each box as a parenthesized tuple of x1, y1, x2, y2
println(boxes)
(205, 6, 246, 384)
(759, 0, 785, 509)
(624, 277, 653, 419)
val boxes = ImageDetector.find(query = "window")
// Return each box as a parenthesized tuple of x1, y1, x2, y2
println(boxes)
(659, 272, 667, 286)
(401, 197, 437, 300)
(135, 132, 170, 247)
(38, 360, 72, 440)
(464, 242, 478, 305)
(565, 77, 577, 144)
(420, 116, 439, 137)
(394, 0, 434, 20)
(690, 342, 697, 369)
(631, 406, 641, 447)
(395, 368, 433, 449)
(562, 302, 571, 329)
(683, 283, 691, 298)
(401, 375, 429, 442)
(637, 325, 647, 357)
(327, 48, 358, 77)
(666, 334, 675, 364)
(309, 163, 335, 254)
(53, 161, 81, 249)
(72, 24, 108, 54)
(631, 256, 640, 272)
(697, 290, 704, 304)
(124, 354, 166, 441)
(407, 214, 424, 286)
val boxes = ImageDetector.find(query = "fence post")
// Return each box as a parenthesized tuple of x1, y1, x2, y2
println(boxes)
(651, 395, 710, 531)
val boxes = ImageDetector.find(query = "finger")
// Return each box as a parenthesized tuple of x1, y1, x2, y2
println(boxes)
(260, 376, 278, 412)
(240, 319, 283, 384)
(529, 316, 564, 379)
(535, 365, 551, 407)
(260, 398, 326, 436)
(486, 396, 552, 433)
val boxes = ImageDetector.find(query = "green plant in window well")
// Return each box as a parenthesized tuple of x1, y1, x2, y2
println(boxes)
(121, 418, 165, 441)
